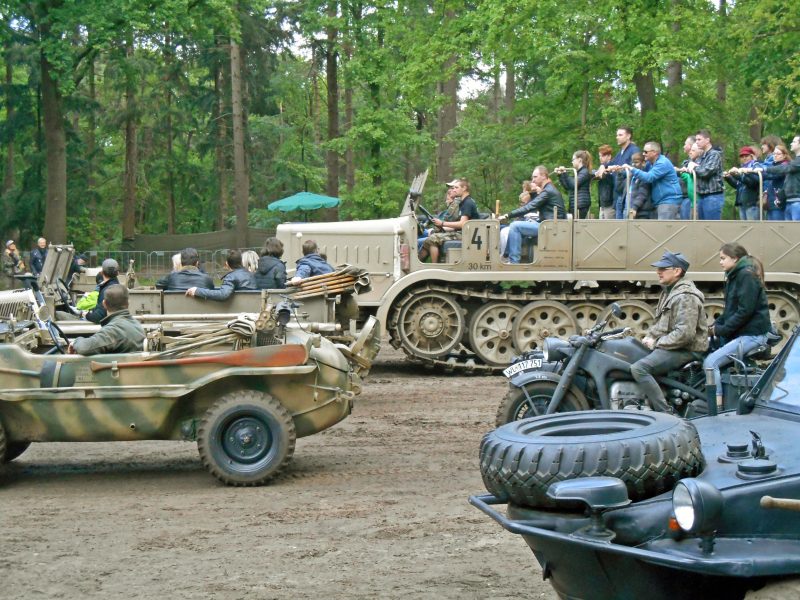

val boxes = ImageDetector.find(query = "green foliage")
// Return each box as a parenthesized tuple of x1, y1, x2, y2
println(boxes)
(1, 0, 797, 248)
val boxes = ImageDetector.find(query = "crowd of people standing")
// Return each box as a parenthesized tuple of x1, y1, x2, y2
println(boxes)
(572, 127, 799, 222)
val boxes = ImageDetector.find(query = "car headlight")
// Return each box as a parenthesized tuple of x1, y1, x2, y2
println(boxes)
(672, 479, 723, 534)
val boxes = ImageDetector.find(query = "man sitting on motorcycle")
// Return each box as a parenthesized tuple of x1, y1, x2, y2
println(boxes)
(630, 251, 709, 412)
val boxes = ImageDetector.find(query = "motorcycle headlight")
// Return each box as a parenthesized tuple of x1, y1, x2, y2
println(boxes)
(543, 337, 569, 363)
(672, 479, 723, 534)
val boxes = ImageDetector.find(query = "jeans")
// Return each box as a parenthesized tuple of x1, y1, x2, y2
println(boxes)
(738, 205, 760, 220)
(615, 194, 626, 219)
(703, 334, 768, 396)
(657, 204, 680, 220)
(600, 206, 616, 220)
(630, 348, 695, 412)
(767, 208, 785, 221)
(680, 197, 692, 220)
(786, 201, 800, 221)
(507, 220, 539, 263)
(698, 193, 724, 220)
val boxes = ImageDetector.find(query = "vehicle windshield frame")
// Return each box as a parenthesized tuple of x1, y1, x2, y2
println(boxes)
(748, 326, 800, 411)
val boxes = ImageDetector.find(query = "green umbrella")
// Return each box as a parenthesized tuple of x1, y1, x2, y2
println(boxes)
(267, 192, 340, 212)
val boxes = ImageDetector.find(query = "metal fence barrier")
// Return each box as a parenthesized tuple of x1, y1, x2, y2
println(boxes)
(23, 247, 263, 283)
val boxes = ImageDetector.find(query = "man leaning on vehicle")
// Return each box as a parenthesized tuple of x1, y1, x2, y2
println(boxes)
(630, 251, 708, 412)
(69, 285, 146, 356)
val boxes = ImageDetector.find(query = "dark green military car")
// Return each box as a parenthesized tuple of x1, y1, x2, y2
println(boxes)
(472, 325, 800, 600)
(0, 313, 380, 486)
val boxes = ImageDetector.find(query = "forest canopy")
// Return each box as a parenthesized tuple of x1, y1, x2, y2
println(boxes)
(1, 0, 798, 248)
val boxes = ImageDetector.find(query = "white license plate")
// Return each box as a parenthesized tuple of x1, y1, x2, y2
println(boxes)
(503, 358, 543, 378)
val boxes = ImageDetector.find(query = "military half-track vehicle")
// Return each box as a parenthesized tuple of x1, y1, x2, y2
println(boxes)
(277, 173, 800, 371)
(470, 324, 800, 600)
(0, 301, 381, 486)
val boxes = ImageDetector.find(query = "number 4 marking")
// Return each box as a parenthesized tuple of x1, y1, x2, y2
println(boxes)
(470, 228, 482, 249)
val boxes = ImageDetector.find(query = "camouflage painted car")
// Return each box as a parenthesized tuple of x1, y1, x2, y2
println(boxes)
(0, 315, 380, 486)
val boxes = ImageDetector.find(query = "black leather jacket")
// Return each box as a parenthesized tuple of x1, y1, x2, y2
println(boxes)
(85, 277, 120, 324)
(194, 268, 256, 301)
(156, 266, 214, 291)
(508, 182, 567, 222)
(558, 167, 592, 212)
(254, 255, 287, 289)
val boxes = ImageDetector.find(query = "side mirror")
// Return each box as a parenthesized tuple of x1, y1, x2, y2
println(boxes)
(610, 302, 622, 318)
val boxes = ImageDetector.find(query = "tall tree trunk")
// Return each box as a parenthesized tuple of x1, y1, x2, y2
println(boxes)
(344, 45, 355, 194)
(40, 52, 67, 244)
(164, 32, 176, 234)
(86, 56, 96, 202)
(748, 104, 762, 142)
(503, 60, 515, 123)
(633, 71, 657, 118)
(322, 0, 340, 221)
(3, 55, 14, 194)
(436, 56, 458, 183)
(123, 36, 137, 242)
(214, 39, 229, 230)
(230, 40, 249, 243)
(716, 0, 727, 104)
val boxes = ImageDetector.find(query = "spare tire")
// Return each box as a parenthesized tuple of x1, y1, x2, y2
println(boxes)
(480, 410, 705, 508)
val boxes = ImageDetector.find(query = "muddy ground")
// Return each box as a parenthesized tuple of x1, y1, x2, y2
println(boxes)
(1, 345, 555, 599)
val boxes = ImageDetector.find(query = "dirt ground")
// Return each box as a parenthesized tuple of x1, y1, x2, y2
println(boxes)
(1, 345, 556, 600)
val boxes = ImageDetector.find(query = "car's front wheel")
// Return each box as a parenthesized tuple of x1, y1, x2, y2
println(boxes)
(197, 390, 296, 486)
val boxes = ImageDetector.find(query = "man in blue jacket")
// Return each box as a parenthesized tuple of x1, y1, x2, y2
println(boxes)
(290, 240, 334, 285)
(620, 141, 683, 219)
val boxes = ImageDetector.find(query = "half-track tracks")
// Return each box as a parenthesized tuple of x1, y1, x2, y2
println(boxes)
(387, 281, 800, 373)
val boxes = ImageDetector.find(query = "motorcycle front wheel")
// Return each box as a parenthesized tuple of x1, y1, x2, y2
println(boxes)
(495, 381, 590, 427)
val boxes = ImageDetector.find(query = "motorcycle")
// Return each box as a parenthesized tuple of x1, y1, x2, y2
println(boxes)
(496, 303, 778, 426)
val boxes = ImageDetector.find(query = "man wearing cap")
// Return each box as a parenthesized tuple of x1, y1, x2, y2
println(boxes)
(630, 251, 708, 412)
(82, 258, 121, 323)
(2, 240, 25, 290)
(724, 147, 761, 220)
(69, 285, 146, 356)
(155, 247, 214, 291)
(419, 178, 480, 263)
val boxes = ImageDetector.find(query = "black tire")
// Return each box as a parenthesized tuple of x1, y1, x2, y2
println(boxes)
(197, 390, 296, 486)
(480, 410, 705, 508)
(495, 381, 590, 427)
(2, 441, 31, 463)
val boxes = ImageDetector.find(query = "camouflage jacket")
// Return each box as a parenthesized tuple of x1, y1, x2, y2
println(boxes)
(649, 279, 708, 352)
(72, 309, 146, 356)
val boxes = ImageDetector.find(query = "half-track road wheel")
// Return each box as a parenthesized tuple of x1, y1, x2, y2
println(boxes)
(480, 410, 705, 509)
(767, 292, 800, 350)
(396, 292, 465, 359)
(600, 300, 655, 340)
(197, 390, 296, 486)
(2, 441, 31, 463)
(512, 301, 578, 353)
(568, 301, 605, 334)
(703, 300, 725, 326)
(495, 380, 590, 427)
(467, 302, 520, 367)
